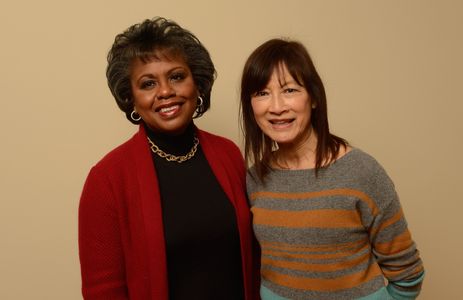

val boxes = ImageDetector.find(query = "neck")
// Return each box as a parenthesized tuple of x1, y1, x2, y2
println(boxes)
(273, 128, 318, 170)
(144, 122, 196, 155)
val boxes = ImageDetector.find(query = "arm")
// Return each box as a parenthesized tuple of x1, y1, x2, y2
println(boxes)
(78, 167, 129, 299)
(367, 167, 424, 299)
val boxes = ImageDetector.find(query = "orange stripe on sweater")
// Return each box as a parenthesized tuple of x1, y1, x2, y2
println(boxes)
(260, 238, 369, 253)
(382, 268, 407, 278)
(262, 263, 383, 291)
(370, 208, 404, 236)
(252, 207, 363, 228)
(250, 188, 379, 215)
(413, 265, 425, 276)
(262, 243, 370, 260)
(382, 259, 424, 279)
(374, 230, 413, 254)
(261, 250, 371, 273)
(382, 252, 420, 267)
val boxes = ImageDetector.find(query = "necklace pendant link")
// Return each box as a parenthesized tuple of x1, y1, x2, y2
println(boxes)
(147, 136, 199, 163)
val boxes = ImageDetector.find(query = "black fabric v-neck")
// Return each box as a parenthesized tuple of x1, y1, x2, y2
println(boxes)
(145, 123, 244, 300)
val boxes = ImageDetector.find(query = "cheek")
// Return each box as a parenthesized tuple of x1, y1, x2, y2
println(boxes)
(251, 101, 264, 116)
(300, 109, 312, 129)
(133, 91, 153, 107)
(253, 113, 267, 132)
(182, 79, 199, 97)
(297, 101, 312, 117)
(251, 107, 264, 124)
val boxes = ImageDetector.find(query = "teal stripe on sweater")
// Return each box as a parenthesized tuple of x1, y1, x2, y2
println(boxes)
(387, 271, 425, 300)
(260, 272, 424, 300)
(260, 285, 289, 300)
(261, 285, 394, 300)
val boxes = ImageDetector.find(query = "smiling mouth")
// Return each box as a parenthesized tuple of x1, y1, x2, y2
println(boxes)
(157, 104, 181, 117)
(270, 119, 294, 125)
(160, 105, 179, 113)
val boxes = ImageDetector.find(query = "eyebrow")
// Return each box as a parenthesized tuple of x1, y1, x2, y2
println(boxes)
(134, 66, 187, 83)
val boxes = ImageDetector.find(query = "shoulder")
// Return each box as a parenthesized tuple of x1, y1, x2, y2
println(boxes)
(86, 127, 151, 184)
(81, 129, 148, 200)
(246, 165, 261, 184)
(337, 148, 389, 179)
(245, 165, 265, 195)
(338, 148, 398, 208)
(80, 139, 137, 217)
(91, 132, 140, 172)
(246, 166, 257, 184)
(328, 147, 397, 195)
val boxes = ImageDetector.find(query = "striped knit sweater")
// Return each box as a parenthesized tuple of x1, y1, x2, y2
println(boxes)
(247, 148, 424, 300)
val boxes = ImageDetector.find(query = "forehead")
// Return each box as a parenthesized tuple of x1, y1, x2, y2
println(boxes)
(270, 63, 298, 86)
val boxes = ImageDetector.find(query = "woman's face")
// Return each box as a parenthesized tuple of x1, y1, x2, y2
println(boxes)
(130, 54, 198, 135)
(251, 64, 312, 147)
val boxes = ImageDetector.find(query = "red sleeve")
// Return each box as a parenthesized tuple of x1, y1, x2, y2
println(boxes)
(78, 167, 129, 299)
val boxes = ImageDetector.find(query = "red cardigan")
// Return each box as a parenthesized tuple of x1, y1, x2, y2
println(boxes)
(79, 125, 258, 299)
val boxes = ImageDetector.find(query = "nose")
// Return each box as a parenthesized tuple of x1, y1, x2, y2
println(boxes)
(156, 80, 175, 100)
(268, 94, 287, 114)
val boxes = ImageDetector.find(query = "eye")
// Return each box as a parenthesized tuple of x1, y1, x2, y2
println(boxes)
(284, 88, 298, 93)
(253, 90, 269, 97)
(140, 80, 156, 89)
(170, 72, 186, 82)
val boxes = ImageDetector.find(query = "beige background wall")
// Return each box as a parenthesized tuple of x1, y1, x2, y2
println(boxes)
(1, 0, 461, 299)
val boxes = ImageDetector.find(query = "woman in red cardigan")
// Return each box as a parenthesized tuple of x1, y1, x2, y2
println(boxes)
(79, 17, 258, 300)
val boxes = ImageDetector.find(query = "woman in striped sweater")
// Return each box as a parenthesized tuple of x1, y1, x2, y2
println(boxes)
(239, 38, 424, 299)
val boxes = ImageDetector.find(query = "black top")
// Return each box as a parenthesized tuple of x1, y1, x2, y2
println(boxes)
(145, 123, 244, 300)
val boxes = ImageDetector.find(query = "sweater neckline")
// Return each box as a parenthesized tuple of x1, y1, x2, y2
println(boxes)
(269, 148, 359, 173)
(144, 122, 197, 156)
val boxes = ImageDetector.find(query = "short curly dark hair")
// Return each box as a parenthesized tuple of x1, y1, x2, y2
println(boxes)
(106, 17, 216, 124)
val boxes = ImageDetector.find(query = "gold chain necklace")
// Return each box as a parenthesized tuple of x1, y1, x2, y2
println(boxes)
(147, 136, 199, 163)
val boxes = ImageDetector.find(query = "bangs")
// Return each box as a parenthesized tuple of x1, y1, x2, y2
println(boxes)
(134, 46, 183, 64)
(281, 56, 306, 87)
(243, 45, 307, 97)
(274, 59, 306, 88)
(247, 58, 280, 94)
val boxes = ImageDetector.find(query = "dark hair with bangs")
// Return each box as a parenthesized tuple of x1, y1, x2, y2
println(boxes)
(106, 17, 216, 124)
(240, 38, 347, 181)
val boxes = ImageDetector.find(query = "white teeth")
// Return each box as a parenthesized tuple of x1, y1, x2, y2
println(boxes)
(160, 105, 178, 113)
(273, 120, 289, 124)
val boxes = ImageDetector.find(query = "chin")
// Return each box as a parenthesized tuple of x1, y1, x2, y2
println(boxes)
(165, 124, 191, 134)
(270, 135, 295, 144)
